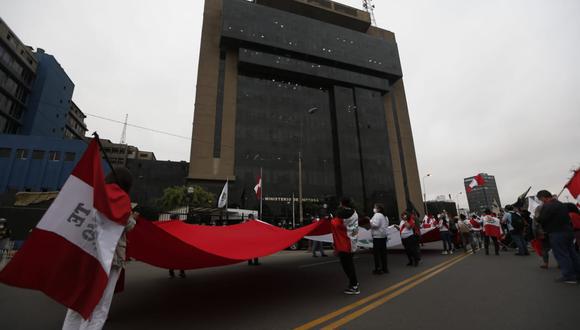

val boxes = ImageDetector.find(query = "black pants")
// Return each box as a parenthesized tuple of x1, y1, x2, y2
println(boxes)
(372, 238, 388, 272)
(402, 235, 420, 265)
(484, 235, 499, 255)
(338, 252, 358, 287)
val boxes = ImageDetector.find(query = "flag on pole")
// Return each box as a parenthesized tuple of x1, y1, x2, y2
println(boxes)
(217, 180, 228, 208)
(254, 175, 262, 200)
(512, 186, 531, 208)
(565, 168, 580, 199)
(0, 139, 131, 319)
(466, 174, 485, 193)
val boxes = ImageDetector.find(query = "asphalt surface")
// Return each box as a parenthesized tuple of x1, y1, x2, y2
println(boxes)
(1, 244, 579, 329)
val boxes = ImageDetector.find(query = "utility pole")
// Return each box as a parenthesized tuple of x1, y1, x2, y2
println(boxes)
(120, 114, 129, 166)
(120, 114, 128, 144)
(362, 0, 377, 26)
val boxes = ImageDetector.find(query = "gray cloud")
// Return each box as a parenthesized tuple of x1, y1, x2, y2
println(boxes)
(2, 0, 578, 207)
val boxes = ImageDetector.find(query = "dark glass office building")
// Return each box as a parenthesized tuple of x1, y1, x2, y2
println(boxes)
(464, 173, 502, 213)
(189, 0, 423, 221)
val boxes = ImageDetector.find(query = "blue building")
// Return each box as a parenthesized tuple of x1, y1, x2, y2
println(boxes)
(0, 20, 92, 195)
(0, 134, 87, 192)
(21, 48, 79, 138)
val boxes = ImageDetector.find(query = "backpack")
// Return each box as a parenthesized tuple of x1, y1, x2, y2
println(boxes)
(510, 212, 524, 233)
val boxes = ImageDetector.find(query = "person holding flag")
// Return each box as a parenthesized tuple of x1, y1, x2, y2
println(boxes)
(399, 211, 421, 266)
(482, 209, 503, 255)
(0, 138, 137, 330)
(63, 167, 138, 329)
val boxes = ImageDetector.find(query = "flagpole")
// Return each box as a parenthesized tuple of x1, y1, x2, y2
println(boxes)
(260, 167, 263, 219)
(92, 132, 118, 181)
(556, 186, 566, 199)
(292, 193, 296, 229)
(225, 178, 229, 224)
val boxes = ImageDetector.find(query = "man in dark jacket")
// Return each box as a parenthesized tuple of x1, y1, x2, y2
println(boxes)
(536, 190, 580, 284)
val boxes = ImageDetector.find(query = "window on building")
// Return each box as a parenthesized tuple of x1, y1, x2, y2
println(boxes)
(16, 149, 28, 160)
(48, 151, 60, 161)
(32, 150, 45, 160)
(0, 148, 11, 158)
(64, 152, 75, 161)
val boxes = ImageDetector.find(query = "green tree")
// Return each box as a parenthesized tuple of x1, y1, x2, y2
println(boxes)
(156, 185, 215, 211)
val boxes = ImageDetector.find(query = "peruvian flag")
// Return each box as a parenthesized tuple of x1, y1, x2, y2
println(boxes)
(483, 215, 503, 238)
(565, 169, 580, 199)
(466, 174, 485, 193)
(0, 139, 131, 319)
(254, 175, 262, 199)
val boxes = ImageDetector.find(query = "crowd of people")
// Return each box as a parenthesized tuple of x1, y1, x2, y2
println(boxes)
(327, 190, 580, 295)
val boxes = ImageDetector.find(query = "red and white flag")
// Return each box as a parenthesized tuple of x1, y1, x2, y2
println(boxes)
(0, 139, 131, 319)
(466, 174, 485, 193)
(565, 169, 580, 199)
(254, 175, 262, 200)
(483, 215, 503, 238)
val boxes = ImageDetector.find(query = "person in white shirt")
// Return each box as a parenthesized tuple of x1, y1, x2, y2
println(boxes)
(437, 214, 453, 255)
(370, 203, 389, 274)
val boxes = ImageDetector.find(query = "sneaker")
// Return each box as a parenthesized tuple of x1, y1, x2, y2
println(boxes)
(441, 251, 448, 255)
(372, 269, 384, 275)
(344, 285, 360, 295)
(555, 278, 578, 284)
(449, 250, 454, 255)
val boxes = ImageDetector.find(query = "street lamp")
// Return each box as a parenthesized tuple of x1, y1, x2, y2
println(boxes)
(422, 173, 431, 215)
(454, 191, 463, 217)
(299, 107, 319, 225)
(187, 186, 194, 223)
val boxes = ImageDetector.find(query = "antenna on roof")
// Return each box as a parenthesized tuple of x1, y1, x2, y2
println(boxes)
(362, 0, 377, 26)
(120, 114, 128, 144)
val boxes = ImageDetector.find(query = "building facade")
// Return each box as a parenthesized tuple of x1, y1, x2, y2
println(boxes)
(0, 18, 38, 134)
(99, 139, 156, 167)
(22, 48, 88, 139)
(464, 173, 501, 213)
(0, 134, 87, 193)
(188, 0, 423, 220)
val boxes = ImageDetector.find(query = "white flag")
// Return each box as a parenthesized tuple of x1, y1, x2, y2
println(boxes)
(218, 181, 228, 208)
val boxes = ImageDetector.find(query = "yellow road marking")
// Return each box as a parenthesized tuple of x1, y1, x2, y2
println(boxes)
(321, 253, 471, 329)
(294, 252, 469, 330)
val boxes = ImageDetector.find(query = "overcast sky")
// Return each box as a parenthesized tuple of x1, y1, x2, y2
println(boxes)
(1, 0, 579, 207)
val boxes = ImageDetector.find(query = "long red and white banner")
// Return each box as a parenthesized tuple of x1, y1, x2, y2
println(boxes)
(0, 139, 131, 319)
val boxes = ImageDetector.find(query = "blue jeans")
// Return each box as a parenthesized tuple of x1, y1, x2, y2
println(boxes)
(440, 231, 452, 252)
(549, 231, 580, 281)
(511, 233, 528, 255)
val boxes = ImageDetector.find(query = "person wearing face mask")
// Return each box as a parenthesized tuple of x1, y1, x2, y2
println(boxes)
(370, 204, 389, 274)
(399, 211, 421, 267)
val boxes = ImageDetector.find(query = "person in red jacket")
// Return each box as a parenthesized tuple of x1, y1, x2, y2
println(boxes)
(330, 197, 360, 295)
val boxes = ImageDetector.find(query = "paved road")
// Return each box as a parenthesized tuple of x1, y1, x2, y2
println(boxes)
(1, 244, 578, 329)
